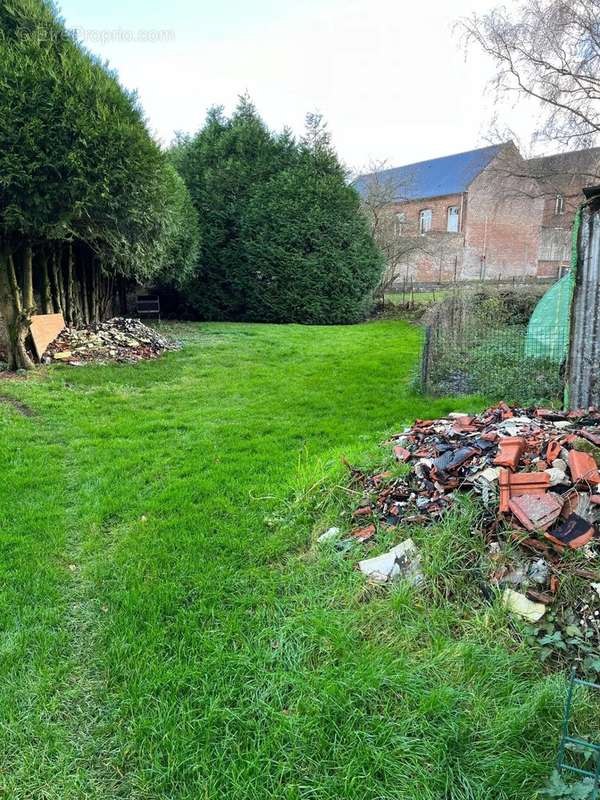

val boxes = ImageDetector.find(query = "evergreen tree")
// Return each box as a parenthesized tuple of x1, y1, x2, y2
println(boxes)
(172, 103, 382, 323)
(0, 0, 194, 366)
(173, 97, 298, 319)
(241, 116, 383, 323)
(154, 164, 200, 288)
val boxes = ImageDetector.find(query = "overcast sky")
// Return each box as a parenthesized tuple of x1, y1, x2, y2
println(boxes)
(55, 0, 540, 173)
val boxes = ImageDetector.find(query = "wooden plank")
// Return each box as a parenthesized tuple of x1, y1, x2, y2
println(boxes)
(29, 313, 65, 360)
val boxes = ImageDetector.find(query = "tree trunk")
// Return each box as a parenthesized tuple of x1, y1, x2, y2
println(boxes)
(41, 252, 54, 314)
(50, 248, 63, 315)
(23, 245, 35, 312)
(90, 261, 99, 324)
(0, 249, 35, 370)
(56, 246, 66, 319)
(64, 243, 73, 326)
(81, 260, 89, 325)
(99, 275, 113, 320)
(66, 243, 81, 327)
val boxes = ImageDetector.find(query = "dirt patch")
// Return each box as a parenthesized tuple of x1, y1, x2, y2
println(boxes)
(0, 395, 34, 416)
(0, 370, 30, 382)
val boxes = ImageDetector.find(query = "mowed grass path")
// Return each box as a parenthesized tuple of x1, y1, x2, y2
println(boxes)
(0, 321, 571, 799)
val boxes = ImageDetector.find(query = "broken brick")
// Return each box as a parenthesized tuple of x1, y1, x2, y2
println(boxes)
(508, 492, 563, 532)
(546, 440, 562, 462)
(452, 415, 478, 433)
(568, 450, 600, 484)
(577, 429, 600, 447)
(351, 524, 376, 543)
(499, 469, 550, 513)
(352, 506, 373, 518)
(545, 514, 596, 550)
(525, 589, 554, 605)
(494, 437, 526, 471)
(393, 445, 411, 463)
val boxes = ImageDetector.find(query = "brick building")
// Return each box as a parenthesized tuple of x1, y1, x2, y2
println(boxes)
(529, 147, 600, 277)
(354, 142, 600, 283)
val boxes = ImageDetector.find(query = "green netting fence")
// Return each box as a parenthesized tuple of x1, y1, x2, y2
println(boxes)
(525, 209, 580, 365)
(422, 321, 566, 403)
(421, 210, 583, 405)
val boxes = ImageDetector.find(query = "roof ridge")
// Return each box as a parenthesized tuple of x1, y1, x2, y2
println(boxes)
(527, 145, 600, 162)
(357, 142, 507, 180)
(353, 143, 508, 202)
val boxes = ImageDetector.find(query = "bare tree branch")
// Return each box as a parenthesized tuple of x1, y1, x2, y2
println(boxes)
(458, 0, 600, 148)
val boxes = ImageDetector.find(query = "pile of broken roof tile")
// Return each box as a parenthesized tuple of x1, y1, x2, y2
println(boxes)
(343, 403, 600, 626)
(45, 318, 180, 365)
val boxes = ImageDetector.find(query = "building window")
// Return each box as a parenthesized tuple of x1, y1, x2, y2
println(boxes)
(447, 206, 460, 232)
(395, 212, 406, 236)
(419, 208, 432, 234)
(555, 193, 565, 215)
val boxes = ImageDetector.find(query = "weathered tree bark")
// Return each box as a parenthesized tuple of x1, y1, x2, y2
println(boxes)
(22, 245, 35, 312)
(50, 247, 63, 315)
(55, 246, 66, 318)
(0, 249, 35, 370)
(64, 243, 73, 326)
(66, 243, 82, 327)
(40, 251, 54, 314)
(99, 275, 113, 320)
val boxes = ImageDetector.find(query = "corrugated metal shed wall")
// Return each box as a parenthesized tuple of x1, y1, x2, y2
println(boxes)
(568, 200, 600, 408)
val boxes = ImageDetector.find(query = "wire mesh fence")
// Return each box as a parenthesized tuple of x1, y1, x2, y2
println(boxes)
(420, 289, 567, 404)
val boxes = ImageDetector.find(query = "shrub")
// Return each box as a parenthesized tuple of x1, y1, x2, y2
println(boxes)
(241, 163, 383, 323)
(171, 103, 383, 323)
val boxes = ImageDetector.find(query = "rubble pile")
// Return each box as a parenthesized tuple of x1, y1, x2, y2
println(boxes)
(333, 403, 600, 673)
(44, 318, 180, 365)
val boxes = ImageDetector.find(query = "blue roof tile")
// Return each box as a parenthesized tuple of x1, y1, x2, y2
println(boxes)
(353, 144, 504, 202)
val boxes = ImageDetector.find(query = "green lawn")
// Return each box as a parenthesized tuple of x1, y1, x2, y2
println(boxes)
(385, 290, 448, 305)
(0, 320, 580, 799)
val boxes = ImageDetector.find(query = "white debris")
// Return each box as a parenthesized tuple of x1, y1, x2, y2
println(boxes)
(502, 589, 546, 622)
(358, 539, 422, 585)
(528, 559, 550, 586)
(498, 416, 536, 428)
(317, 526, 340, 543)
(545, 468, 569, 486)
(592, 583, 600, 599)
(480, 466, 501, 483)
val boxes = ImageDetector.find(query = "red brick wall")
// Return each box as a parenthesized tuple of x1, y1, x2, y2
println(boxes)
(541, 193, 579, 228)
(409, 234, 465, 283)
(537, 260, 564, 279)
(531, 153, 595, 270)
(461, 145, 544, 279)
(381, 194, 466, 283)
(377, 144, 593, 284)
(385, 193, 465, 236)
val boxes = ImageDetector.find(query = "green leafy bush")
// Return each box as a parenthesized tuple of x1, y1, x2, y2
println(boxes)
(171, 102, 383, 323)
(241, 163, 382, 324)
